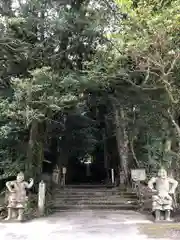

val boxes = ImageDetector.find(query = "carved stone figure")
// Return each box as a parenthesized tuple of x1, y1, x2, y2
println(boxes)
(5, 172, 34, 221)
(148, 168, 178, 221)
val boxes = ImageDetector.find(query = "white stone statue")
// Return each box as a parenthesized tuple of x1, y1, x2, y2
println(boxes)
(148, 168, 178, 221)
(5, 172, 34, 221)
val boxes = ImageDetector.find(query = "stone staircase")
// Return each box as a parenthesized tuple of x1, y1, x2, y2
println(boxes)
(52, 185, 139, 211)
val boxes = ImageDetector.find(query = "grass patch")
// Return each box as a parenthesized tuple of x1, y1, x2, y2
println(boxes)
(138, 223, 180, 238)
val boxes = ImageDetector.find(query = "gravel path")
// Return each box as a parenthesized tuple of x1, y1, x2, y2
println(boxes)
(0, 210, 171, 240)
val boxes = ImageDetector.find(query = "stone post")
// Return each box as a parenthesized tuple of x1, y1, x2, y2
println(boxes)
(111, 168, 115, 184)
(61, 167, 67, 187)
(38, 180, 46, 216)
(52, 165, 60, 184)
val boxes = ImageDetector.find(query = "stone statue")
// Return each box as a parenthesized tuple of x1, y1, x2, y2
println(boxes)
(148, 168, 178, 221)
(5, 172, 34, 221)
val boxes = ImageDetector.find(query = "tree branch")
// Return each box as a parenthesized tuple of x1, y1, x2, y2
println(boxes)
(129, 137, 140, 168)
(165, 53, 180, 76)
(167, 109, 180, 137)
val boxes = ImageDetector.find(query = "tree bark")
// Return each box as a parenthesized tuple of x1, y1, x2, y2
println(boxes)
(26, 120, 44, 179)
(114, 107, 129, 184)
(103, 127, 110, 183)
(26, 120, 38, 177)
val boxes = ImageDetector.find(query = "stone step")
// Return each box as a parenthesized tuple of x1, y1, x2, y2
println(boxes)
(52, 204, 138, 211)
(54, 194, 127, 198)
(55, 189, 136, 193)
(52, 186, 139, 211)
(54, 192, 137, 196)
(54, 194, 137, 200)
(54, 188, 136, 195)
(62, 184, 115, 188)
(55, 187, 133, 192)
(54, 200, 137, 205)
(54, 195, 137, 201)
(54, 190, 116, 194)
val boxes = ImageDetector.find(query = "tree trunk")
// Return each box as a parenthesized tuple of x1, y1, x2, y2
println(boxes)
(26, 120, 44, 179)
(114, 107, 129, 184)
(26, 120, 38, 177)
(103, 127, 110, 183)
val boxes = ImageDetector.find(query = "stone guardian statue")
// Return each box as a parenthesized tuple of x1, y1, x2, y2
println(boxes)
(5, 172, 34, 221)
(148, 168, 178, 221)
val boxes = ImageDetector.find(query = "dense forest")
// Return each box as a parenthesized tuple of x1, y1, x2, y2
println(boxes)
(0, 0, 180, 184)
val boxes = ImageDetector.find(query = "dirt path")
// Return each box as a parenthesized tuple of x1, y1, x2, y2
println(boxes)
(0, 210, 173, 240)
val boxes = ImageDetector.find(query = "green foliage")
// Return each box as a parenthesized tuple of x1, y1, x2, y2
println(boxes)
(86, 0, 180, 172)
(0, 0, 180, 180)
(112, 0, 180, 171)
(0, 0, 109, 178)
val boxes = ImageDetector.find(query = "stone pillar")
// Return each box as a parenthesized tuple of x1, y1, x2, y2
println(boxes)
(38, 180, 46, 216)
(52, 166, 61, 184)
(111, 168, 115, 184)
(61, 167, 67, 187)
(86, 163, 91, 177)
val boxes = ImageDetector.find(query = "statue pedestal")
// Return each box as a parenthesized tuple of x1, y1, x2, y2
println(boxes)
(3, 219, 25, 223)
(154, 219, 174, 223)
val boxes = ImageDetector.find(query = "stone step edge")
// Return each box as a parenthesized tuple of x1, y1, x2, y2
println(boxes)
(54, 199, 137, 202)
(54, 193, 137, 195)
(54, 198, 137, 201)
(54, 189, 135, 191)
(54, 200, 137, 204)
(54, 191, 137, 194)
(53, 199, 138, 202)
(54, 195, 137, 197)
(54, 193, 137, 196)
(54, 188, 135, 192)
(57, 185, 115, 188)
(52, 205, 138, 210)
(54, 187, 134, 190)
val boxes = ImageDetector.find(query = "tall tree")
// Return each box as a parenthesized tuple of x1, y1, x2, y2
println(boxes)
(0, 0, 107, 180)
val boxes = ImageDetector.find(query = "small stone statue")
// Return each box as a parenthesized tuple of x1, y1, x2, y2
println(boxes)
(148, 168, 178, 221)
(5, 172, 34, 221)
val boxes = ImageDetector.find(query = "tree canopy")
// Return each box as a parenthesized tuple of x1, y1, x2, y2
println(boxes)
(0, 0, 180, 182)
